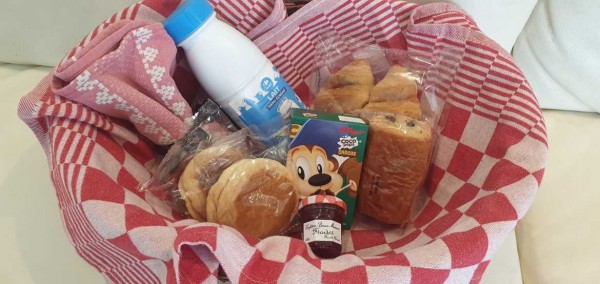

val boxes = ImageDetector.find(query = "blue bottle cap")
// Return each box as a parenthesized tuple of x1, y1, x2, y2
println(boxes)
(163, 0, 214, 45)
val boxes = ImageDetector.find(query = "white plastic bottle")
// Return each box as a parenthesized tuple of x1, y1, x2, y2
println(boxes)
(163, 0, 306, 141)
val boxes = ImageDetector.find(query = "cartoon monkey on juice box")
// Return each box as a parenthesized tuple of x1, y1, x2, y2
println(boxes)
(286, 120, 363, 199)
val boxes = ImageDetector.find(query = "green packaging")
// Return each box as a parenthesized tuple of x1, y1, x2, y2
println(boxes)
(287, 108, 369, 229)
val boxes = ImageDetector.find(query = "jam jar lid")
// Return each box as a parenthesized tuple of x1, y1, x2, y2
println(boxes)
(299, 195, 347, 215)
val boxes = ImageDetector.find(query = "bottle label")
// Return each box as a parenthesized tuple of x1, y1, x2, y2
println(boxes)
(224, 66, 306, 140)
(303, 219, 342, 245)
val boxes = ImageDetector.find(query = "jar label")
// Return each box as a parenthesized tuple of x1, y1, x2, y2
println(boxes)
(224, 65, 306, 141)
(303, 220, 342, 245)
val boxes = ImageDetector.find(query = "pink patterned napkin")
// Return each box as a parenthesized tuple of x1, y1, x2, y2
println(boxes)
(52, 20, 193, 145)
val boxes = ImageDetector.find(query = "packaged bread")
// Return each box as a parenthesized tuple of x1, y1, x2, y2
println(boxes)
(360, 98, 422, 119)
(314, 85, 371, 114)
(369, 64, 418, 102)
(139, 99, 236, 213)
(358, 112, 433, 224)
(312, 92, 344, 114)
(326, 59, 375, 88)
(177, 128, 259, 221)
(206, 158, 298, 239)
(307, 43, 439, 226)
(314, 60, 374, 113)
(178, 143, 248, 221)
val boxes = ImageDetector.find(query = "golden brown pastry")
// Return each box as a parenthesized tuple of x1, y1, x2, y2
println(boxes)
(361, 99, 422, 119)
(313, 60, 374, 113)
(206, 159, 298, 239)
(357, 112, 433, 224)
(370, 65, 418, 102)
(313, 93, 344, 114)
(327, 59, 375, 88)
(178, 144, 246, 221)
(314, 85, 371, 113)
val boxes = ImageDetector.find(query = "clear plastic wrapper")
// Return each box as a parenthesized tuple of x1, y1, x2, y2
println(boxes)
(358, 112, 434, 224)
(310, 42, 428, 120)
(249, 126, 290, 164)
(138, 99, 236, 208)
(307, 36, 443, 225)
(177, 128, 255, 221)
(205, 158, 297, 239)
(173, 125, 296, 239)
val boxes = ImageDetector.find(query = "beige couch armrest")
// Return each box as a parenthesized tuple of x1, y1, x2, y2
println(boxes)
(516, 110, 600, 283)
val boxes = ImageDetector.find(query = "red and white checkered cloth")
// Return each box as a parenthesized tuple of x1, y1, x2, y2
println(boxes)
(18, 0, 547, 283)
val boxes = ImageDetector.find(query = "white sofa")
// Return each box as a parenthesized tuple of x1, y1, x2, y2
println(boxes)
(1, 0, 598, 283)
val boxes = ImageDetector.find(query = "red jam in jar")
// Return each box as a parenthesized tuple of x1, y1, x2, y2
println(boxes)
(298, 195, 347, 258)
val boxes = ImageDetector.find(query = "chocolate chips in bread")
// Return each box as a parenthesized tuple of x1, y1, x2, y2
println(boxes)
(361, 98, 422, 119)
(357, 112, 433, 224)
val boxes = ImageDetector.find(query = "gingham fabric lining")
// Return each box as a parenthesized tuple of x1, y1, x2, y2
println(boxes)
(18, 0, 546, 283)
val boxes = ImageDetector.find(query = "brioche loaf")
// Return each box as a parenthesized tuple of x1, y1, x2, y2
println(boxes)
(358, 113, 433, 224)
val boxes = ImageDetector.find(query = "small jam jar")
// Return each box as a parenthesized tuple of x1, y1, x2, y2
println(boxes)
(298, 195, 347, 258)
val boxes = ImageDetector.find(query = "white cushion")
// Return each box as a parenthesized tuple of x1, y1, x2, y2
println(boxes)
(0, 0, 137, 66)
(516, 110, 600, 283)
(408, 0, 538, 52)
(513, 0, 600, 112)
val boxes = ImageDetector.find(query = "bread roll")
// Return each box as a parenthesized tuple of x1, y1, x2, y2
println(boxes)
(178, 144, 246, 221)
(313, 93, 344, 114)
(358, 113, 433, 224)
(370, 65, 418, 102)
(206, 159, 298, 239)
(314, 85, 370, 114)
(313, 60, 374, 113)
(327, 59, 374, 88)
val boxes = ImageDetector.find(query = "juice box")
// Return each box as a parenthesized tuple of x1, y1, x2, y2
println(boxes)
(286, 108, 368, 229)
